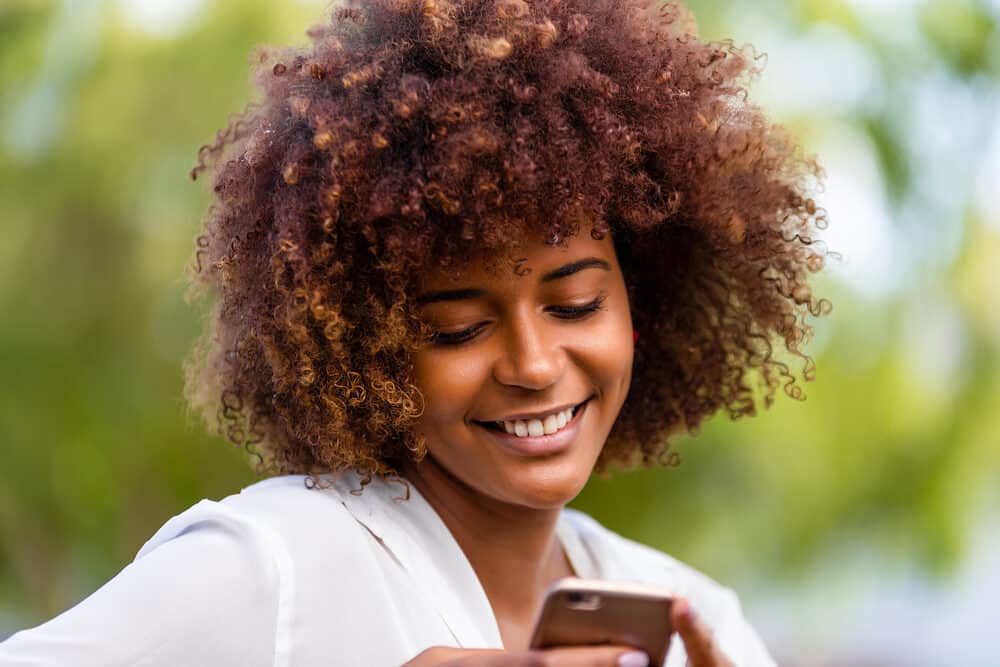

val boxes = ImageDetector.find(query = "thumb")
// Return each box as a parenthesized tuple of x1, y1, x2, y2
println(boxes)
(406, 645, 651, 667)
(403, 646, 505, 666)
(530, 645, 651, 666)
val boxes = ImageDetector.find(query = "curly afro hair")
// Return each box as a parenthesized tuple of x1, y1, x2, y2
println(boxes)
(186, 0, 831, 478)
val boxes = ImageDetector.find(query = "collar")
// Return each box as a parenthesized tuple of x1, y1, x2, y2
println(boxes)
(324, 471, 605, 649)
(327, 470, 504, 649)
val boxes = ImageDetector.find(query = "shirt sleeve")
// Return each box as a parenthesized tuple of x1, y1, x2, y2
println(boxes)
(0, 500, 283, 667)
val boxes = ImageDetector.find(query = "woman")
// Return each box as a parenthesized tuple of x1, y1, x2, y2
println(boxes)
(0, 0, 829, 665)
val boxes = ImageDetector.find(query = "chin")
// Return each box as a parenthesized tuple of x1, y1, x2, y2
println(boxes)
(500, 458, 595, 510)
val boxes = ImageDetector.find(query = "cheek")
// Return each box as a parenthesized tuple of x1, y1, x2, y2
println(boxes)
(573, 306, 634, 387)
(412, 350, 489, 430)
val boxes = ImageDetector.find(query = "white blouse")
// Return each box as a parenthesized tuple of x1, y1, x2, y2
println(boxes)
(0, 471, 776, 666)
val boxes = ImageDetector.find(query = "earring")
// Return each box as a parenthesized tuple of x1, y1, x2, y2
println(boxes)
(633, 329, 640, 343)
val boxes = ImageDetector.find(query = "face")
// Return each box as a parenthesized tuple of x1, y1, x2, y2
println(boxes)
(409, 231, 634, 510)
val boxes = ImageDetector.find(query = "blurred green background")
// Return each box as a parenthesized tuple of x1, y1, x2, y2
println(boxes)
(1, 0, 998, 664)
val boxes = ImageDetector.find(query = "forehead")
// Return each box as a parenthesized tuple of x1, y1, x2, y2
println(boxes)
(417, 231, 617, 291)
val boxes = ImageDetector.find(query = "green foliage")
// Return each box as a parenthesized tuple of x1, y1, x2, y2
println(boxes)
(919, 0, 997, 77)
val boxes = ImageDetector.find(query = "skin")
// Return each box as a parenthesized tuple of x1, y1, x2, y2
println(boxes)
(400, 231, 733, 666)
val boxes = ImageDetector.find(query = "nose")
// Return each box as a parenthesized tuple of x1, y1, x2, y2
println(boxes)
(491, 311, 564, 391)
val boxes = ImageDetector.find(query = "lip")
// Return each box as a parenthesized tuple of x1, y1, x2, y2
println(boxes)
(474, 398, 592, 457)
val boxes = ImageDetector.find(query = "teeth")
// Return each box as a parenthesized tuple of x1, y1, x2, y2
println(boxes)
(499, 405, 577, 438)
(542, 414, 559, 435)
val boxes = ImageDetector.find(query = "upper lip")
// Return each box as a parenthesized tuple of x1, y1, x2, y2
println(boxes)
(477, 398, 589, 423)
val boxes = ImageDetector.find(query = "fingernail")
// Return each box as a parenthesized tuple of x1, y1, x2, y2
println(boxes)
(617, 650, 650, 667)
(677, 599, 697, 621)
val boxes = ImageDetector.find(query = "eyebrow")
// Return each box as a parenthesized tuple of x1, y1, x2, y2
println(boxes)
(540, 257, 611, 283)
(415, 287, 487, 306)
(416, 256, 611, 305)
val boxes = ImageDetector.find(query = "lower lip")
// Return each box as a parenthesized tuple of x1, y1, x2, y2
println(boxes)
(475, 399, 591, 457)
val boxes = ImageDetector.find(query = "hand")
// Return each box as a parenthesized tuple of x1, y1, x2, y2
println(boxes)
(406, 596, 734, 667)
(405, 645, 652, 666)
(670, 598, 736, 667)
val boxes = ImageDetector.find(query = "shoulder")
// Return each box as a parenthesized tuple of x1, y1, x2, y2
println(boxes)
(0, 474, 420, 667)
(150, 474, 356, 531)
(0, 479, 340, 667)
(562, 507, 729, 597)
(562, 508, 777, 667)
(138, 473, 375, 575)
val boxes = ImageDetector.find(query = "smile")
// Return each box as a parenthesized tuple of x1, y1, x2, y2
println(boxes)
(473, 398, 592, 456)
(493, 402, 583, 438)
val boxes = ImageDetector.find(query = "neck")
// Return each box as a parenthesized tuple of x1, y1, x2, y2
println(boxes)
(399, 455, 575, 646)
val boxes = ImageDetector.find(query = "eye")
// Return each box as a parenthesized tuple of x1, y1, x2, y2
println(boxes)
(429, 293, 608, 346)
(548, 293, 608, 319)
(431, 322, 488, 346)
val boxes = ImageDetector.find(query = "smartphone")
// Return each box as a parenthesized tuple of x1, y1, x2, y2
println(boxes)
(528, 577, 675, 666)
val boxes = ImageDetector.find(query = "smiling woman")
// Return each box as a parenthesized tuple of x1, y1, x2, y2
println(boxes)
(0, 0, 829, 665)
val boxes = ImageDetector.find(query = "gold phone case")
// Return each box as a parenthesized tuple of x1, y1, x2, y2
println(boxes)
(528, 577, 675, 665)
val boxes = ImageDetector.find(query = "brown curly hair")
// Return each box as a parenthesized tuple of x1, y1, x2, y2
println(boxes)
(186, 0, 831, 478)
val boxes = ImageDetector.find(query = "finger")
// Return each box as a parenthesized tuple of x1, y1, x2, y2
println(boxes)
(670, 598, 732, 667)
(406, 645, 650, 667)
(543, 645, 650, 667)
(404, 646, 504, 666)
(525, 645, 650, 667)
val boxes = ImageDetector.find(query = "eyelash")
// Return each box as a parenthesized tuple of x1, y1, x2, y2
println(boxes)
(431, 294, 608, 346)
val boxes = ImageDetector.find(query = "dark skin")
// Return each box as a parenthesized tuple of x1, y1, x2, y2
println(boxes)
(401, 232, 734, 666)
